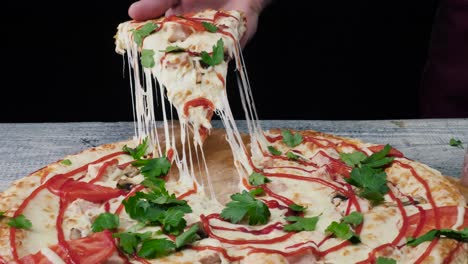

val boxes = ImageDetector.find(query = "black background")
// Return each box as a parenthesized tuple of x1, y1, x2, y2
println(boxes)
(2, 0, 440, 122)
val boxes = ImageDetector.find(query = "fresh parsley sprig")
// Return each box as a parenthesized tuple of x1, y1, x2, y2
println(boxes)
(132, 157, 171, 178)
(7, 215, 32, 229)
(200, 38, 224, 67)
(376, 257, 397, 264)
(325, 221, 361, 244)
(341, 145, 395, 204)
(267, 146, 282, 156)
(283, 216, 319, 232)
(202, 21, 218, 32)
(123, 138, 148, 160)
(407, 228, 468, 246)
(133, 22, 158, 47)
(248, 172, 271, 186)
(92, 213, 119, 232)
(282, 130, 303, 147)
(220, 190, 271, 225)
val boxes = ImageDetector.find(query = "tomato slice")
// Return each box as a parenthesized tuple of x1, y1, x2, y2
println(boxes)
(47, 176, 123, 203)
(405, 206, 468, 237)
(368, 145, 404, 158)
(18, 252, 52, 264)
(19, 231, 122, 264)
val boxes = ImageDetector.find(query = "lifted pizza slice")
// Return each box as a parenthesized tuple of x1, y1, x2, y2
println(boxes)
(115, 10, 246, 145)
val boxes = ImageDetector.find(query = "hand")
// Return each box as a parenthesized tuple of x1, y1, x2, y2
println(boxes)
(128, 0, 270, 46)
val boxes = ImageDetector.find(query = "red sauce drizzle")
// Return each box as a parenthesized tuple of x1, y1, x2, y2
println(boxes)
(211, 222, 283, 235)
(177, 182, 198, 200)
(89, 159, 119, 184)
(200, 214, 295, 245)
(443, 242, 462, 264)
(190, 245, 243, 262)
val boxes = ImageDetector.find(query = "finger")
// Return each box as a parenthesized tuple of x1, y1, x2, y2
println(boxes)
(129, 0, 179, 21)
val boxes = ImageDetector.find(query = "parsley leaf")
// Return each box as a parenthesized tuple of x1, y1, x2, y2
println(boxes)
(141, 177, 166, 192)
(160, 208, 187, 235)
(283, 216, 319, 232)
(248, 172, 271, 186)
(133, 157, 171, 178)
(200, 38, 224, 67)
(61, 159, 72, 166)
(0, 212, 4, 217)
(339, 152, 366, 167)
(134, 22, 158, 47)
(449, 138, 463, 148)
(175, 225, 200, 248)
(345, 166, 389, 204)
(342, 212, 363, 226)
(114, 231, 152, 254)
(202, 21, 218, 32)
(282, 130, 303, 147)
(249, 188, 265, 196)
(123, 138, 148, 160)
(288, 203, 306, 212)
(267, 146, 282, 156)
(137, 238, 176, 259)
(286, 151, 300, 160)
(325, 221, 360, 244)
(141, 49, 155, 68)
(8, 215, 32, 229)
(376, 257, 397, 264)
(407, 228, 468, 246)
(220, 190, 271, 225)
(91, 213, 119, 232)
(363, 144, 394, 168)
(160, 46, 186, 53)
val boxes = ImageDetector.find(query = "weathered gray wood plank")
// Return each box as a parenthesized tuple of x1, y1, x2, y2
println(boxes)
(0, 119, 467, 191)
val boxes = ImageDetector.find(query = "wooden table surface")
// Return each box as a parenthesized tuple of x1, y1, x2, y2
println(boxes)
(0, 119, 467, 191)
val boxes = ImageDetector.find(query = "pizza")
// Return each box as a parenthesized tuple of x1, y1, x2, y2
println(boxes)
(0, 8, 467, 264)
(0, 128, 466, 263)
(115, 9, 247, 145)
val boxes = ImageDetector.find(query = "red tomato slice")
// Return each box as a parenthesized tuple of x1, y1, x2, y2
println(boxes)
(19, 231, 121, 264)
(405, 206, 468, 237)
(47, 176, 123, 203)
(18, 252, 52, 264)
(368, 145, 404, 158)
(60, 181, 123, 203)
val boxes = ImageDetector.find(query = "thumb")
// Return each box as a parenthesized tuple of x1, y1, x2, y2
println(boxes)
(129, 0, 179, 21)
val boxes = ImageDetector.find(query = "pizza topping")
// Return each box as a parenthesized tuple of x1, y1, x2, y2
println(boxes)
(160, 45, 186, 53)
(141, 49, 155, 68)
(325, 221, 361, 244)
(407, 228, 468, 246)
(376, 257, 397, 264)
(267, 145, 282, 156)
(69, 228, 82, 240)
(202, 21, 218, 33)
(249, 187, 265, 197)
(339, 152, 366, 167)
(286, 151, 300, 160)
(288, 203, 307, 212)
(132, 156, 171, 178)
(113, 231, 152, 255)
(283, 216, 319, 232)
(281, 129, 303, 147)
(123, 138, 148, 160)
(200, 38, 224, 67)
(220, 190, 271, 225)
(7, 214, 32, 229)
(137, 238, 176, 259)
(343, 146, 395, 204)
(248, 172, 271, 186)
(133, 22, 158, 47)
(449, 138, 463, 148)
(61, 159, 72, 165)
(91, 212, 119, 232)
(175, 224, 200, 248)
(342, 211, 363, 226)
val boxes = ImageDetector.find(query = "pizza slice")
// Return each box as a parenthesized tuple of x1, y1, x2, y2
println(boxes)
(115, 10, 246, 145)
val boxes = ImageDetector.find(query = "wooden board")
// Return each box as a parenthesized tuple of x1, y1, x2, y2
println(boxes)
(0, 119, 467, 192)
